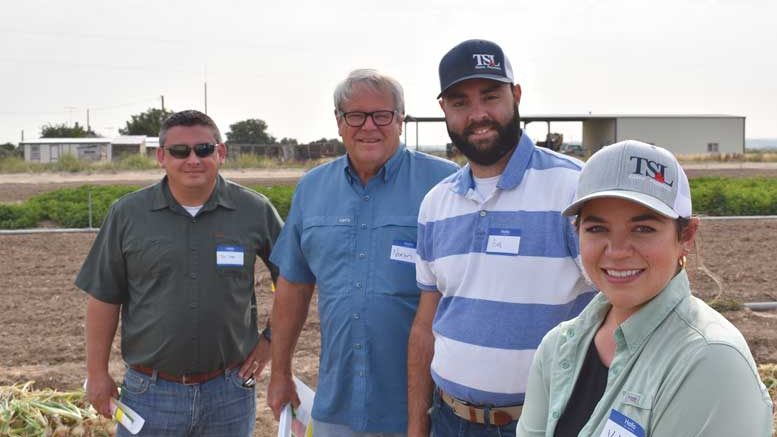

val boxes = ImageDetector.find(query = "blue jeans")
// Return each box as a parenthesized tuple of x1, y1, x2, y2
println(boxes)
(117, 367, 255, 437)
(430, 390, 517, 437)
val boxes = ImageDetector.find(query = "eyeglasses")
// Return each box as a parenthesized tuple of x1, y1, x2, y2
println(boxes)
(165, 143, 216, 159)
(339, 110, 397, 127)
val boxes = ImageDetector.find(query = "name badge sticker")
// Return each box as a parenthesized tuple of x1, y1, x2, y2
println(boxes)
(599, 409, 645, 437)
(390, 240, 417, 264)
(216, 245, 244, 267)
(486, 228, 521, 256)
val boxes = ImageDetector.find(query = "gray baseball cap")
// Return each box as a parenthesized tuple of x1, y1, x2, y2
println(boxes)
(438, 39, 514, 98)
(562, 140, 692, 219)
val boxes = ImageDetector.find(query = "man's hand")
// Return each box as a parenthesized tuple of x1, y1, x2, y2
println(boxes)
(238, 336, 271, 382)
(267, 373, 300, 420)
(86, 372, 118, 418)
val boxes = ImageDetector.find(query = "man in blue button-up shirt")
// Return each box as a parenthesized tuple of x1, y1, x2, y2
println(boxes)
(267, 69, 458, 436)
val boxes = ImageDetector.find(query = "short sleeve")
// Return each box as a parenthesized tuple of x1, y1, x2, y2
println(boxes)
(268, 184, 315, 284)
(74, 202, 128, 304)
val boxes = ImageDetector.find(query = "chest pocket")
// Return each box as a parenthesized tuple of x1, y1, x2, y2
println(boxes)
(125, 236, 174, 279)
(301, 216, 355, 291)
(372, 215, 418, 296)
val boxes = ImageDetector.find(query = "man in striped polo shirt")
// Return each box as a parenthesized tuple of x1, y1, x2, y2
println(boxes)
(407, 39, 596, 437)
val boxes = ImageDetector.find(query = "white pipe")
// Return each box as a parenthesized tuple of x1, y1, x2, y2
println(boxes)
(743, 302, 777, 312)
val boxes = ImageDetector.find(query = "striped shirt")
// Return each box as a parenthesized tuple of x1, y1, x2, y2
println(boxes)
(416, 134, 596, 407)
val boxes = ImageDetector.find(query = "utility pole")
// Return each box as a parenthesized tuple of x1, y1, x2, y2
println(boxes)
(160, 95, 165, 112)
(204, 82, 208, 114)
(21, 129, 24, 141)
(86, 109, 91, 133)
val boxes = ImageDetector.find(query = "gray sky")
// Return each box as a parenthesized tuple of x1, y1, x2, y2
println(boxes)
(2, 0, 776, 147)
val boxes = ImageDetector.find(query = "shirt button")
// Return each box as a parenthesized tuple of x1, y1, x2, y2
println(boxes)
(189, 302, 198, 309)
(360, 223, 367, 230)
(353, 313, 360, 320)
(358, 252, 366, 259)
(189, 272, 197, 279)
(355, 281, 362, 288)
(354, 343, 362, 349)
(561, 361, 570, 369)
(567, 329, 575, 338)
(479, 211, 487, 217)
(363, 195, 370, 201)
(552, 411, 560, 419)
(358, 371, 365, 377)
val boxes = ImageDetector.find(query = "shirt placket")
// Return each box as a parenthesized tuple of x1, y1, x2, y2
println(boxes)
(352, 184, 372, 428)
(185, 209, 201, 373)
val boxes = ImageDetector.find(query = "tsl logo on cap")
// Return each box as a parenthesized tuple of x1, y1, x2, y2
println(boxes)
(629, 155, 674, 187)
(472, 54, 501, 71)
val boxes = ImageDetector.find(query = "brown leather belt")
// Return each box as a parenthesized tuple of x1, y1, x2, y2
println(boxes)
(438, 388, 522, 426)
(130, 364, 237, 385)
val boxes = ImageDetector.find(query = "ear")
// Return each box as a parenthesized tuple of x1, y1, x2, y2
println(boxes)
(512, 83, 522, 105)
(680, 217, 700, 254)
(336, 110, 346, 138)
(217, 143, 227, 164)
(397, 113, 404, 136)
(156, 145, 166, 168)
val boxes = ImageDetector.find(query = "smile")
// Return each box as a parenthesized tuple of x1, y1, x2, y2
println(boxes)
(604, 269, 643, 278)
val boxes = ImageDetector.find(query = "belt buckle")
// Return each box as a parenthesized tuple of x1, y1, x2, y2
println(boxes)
(181, 374, 194, 385)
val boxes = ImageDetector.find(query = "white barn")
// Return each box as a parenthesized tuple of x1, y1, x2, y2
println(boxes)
(20, 136, 152, 163)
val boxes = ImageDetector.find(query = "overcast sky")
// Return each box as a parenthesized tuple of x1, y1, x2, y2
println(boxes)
(2, 0, 775, 148)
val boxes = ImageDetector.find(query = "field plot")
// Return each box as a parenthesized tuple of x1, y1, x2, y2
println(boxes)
(2, 220, 776, 436)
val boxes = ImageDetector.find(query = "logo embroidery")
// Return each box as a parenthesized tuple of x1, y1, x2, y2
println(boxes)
(472, 54, 501, 71)
(629, 155, 673, 187)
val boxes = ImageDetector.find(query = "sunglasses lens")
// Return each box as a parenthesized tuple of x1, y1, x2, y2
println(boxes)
(194, 143, 216, 158)
(167, 145, 191, 159)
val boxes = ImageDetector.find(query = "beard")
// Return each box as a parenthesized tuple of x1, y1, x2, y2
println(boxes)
(447, 104, 522, 166)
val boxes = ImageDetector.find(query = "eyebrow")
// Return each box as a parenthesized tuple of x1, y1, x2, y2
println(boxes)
(580, 213, 663, 223)
(444, 83, 505, 100)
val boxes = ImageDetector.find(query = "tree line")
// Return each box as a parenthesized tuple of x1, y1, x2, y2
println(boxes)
(11, 107, 334, 147)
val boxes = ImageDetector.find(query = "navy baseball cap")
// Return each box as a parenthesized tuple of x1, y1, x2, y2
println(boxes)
(438, 39, 514, 98)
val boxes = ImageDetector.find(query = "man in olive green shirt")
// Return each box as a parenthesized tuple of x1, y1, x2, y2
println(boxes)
(517, 270, 773, 436)
(76, 110, 283, 437)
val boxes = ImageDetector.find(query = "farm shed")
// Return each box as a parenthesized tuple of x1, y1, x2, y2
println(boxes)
(404, 114, 745, 156)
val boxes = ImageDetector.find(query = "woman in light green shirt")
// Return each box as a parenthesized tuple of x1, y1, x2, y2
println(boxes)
(517, 140, 773, 437)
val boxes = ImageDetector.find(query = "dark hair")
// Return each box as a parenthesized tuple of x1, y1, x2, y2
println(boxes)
(159, 110, 222, 147)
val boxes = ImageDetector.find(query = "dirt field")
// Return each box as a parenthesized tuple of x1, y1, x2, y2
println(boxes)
(1, 168, 776, 436)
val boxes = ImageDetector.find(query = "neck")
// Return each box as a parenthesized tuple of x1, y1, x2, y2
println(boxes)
(469, 145, 516, 178)
(168, 180, 217, 207)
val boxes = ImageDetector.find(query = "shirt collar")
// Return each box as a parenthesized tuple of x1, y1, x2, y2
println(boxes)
(450, 132, 535, 196)
(150, 174, 235, 212)
(342, 143, 406, 185)
(617, 270, 691, 354)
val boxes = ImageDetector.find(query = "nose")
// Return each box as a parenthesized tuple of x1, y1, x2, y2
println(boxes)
(467, 100, 490, 124)
(605, 233, 633, 259)
(360, 114, 379, 130)
(183, 148, 202, 165)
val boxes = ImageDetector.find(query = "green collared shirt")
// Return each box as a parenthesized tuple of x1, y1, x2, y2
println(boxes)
(517, 271, 773, 437)
(76, 175, 283, 375)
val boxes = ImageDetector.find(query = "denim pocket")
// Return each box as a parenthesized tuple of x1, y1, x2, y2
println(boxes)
(122, 370, 150, 395)
(226, 369, 255, 392)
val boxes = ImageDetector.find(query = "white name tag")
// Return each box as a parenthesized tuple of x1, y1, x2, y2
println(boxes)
(390, 240, 417, 264)
(216, 245, 244, 267)
(599, 409, 645, 437)
(486, 228, 521, 255)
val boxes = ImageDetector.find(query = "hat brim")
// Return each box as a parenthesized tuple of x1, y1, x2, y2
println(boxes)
(562, 190, 680, 219)
(437, 74, 513, 98)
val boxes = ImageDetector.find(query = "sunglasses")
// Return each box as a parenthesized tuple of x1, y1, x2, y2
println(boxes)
(165, 143, 217, 159)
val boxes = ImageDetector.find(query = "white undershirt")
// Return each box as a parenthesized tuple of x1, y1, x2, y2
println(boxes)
(473, 175, 501, 202)
(182, 205, 203, 217)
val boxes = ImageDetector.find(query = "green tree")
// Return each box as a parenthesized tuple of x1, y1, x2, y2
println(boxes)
(226, 119, 276, 144)
(119, 108, 173, 136)
(279, 137, 298, 145)
(0, 142, 17, 159)
(40, 122, 98, 138)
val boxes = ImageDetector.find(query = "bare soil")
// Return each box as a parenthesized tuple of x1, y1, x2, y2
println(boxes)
(1, 168, 776, 436)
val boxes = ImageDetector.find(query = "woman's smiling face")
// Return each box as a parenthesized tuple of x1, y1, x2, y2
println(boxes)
(578, 197, 694, 319)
